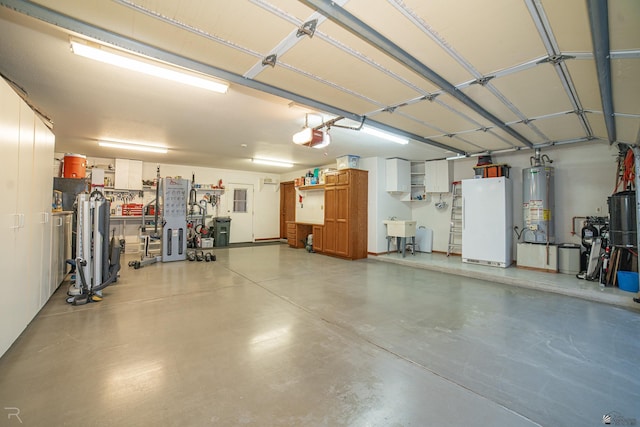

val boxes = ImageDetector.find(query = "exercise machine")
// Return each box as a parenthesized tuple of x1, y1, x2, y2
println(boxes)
(67, 191, 121, 305)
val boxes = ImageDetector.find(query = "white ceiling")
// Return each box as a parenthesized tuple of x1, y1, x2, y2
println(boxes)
(0, 0, 638, 173)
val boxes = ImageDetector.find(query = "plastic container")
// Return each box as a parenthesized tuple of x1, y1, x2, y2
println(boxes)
(558, 244, 581, 274)
(617, 271, 639, 293)
(337, 155, 359, 170)
(63, 153, 87, 178)
(213, 217, 231, 247)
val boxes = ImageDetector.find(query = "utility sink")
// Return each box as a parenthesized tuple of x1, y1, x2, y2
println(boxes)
(383, 220, 417, 237)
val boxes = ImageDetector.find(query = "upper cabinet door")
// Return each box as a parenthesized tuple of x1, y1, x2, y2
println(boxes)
(115, 158, 143, 190)
(425, 160, 452, 193)
(386, 158, 410, 193)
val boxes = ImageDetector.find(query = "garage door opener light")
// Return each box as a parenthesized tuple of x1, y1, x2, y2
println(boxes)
(292, 114, 331, 149)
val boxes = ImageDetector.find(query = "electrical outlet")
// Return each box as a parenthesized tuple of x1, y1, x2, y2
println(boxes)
(596, 206, 601, 213)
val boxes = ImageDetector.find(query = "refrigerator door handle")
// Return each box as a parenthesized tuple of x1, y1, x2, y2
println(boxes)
(462, 197, 465, 230)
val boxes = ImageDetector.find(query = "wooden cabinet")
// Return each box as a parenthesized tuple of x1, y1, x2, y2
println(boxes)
(286, 221, 297, 247)
(287, 222, 313, 249)
(312, 225, 323, 252)
(323, 169, 368, 260)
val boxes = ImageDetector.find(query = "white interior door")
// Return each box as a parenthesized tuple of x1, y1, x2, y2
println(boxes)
(225, 183, 254, 243)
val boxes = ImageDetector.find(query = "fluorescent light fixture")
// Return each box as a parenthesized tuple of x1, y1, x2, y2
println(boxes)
(99, 140, 168, 154)
(70, 39, 229, 93)
(446, 154, 467, 161)
(361, 126, 409, 145)
(252, 158, 293, 168)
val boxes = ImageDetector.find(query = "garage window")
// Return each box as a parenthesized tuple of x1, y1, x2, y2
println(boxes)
(233, 188, 248, 213)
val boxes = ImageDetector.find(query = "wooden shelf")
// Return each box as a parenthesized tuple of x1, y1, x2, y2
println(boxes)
(297, 184, 325, 191)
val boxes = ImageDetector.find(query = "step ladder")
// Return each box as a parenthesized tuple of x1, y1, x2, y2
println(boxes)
(447, 181, 462, 256)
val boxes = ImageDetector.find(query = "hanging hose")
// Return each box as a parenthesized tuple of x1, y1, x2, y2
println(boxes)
(623, 148, 635, 190)
(613, 148, 635, 193)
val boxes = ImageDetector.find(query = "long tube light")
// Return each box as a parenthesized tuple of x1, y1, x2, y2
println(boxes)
(70, 39, 229, 93)
(251, 158, 294, 168)
(98, 141, 168, 154)
(361, 126, 409, 145)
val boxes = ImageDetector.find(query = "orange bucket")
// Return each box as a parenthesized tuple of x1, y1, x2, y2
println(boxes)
(63, 153, 87, 178)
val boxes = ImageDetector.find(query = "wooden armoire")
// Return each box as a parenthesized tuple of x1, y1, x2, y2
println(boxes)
(322, 168, 368, 260)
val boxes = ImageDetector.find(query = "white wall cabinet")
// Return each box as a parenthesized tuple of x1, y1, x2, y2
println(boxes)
(50, 213, 72, 296)
(115, 158, 143, 190)
(386, 158, 410, 193)
(425, 160, 452, 193)
(0, 78, 55, 358)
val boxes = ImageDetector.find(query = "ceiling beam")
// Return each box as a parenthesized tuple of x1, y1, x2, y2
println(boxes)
(298, 0, 534, 149)
(586, 0, 616, 144)
(0, 0, 465, 155)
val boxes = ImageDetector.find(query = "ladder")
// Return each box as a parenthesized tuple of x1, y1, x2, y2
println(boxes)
(447, 181, 462, 256)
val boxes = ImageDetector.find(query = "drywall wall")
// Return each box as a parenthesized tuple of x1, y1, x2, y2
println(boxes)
(58, 155, 282, 244)
(69, 140, 617, 256)
(362, 157, 412, 254)
(412, 141, 617, 257)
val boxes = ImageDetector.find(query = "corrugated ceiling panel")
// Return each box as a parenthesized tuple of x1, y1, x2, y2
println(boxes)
(615, 116, 640, 144)
(366, 111, 443, 138)
(565, 60, 601, 112)
(342, 0, 474, 85)
(172, 36, 259, 76)
(609, 0, 640, 51)
(398, 0, 546, 74)
(490, 64, 573, 117)
(35, 0, 180, 41)
(256, 65, 379, 114)
(587, 113, 608, 140)
(461, 84, 521, 124)
(540, 0, 591, 52)
(281, 36, 422, 107)
(167, 0, 296, 54)
(33, 0, 261, 76)
(440, 95, 499, 128)
(249, 0, 318, 24)
(318, 20, 441, 95)
(510, 123, 549, 145)
(532, 115, 586, 141)
(457, 129, 518, 151)
(430, 136, 481, 153)
(612, 59, 640, 115)
(400, 94, 492, 135)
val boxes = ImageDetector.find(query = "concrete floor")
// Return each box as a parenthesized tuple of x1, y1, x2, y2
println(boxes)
(0, 243, 638, 426)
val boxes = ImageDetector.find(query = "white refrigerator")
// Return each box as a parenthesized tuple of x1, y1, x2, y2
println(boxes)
(462, 177, 513, 267)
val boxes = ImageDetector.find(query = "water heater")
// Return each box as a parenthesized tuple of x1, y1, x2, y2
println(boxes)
(523, 150, 555, 244)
